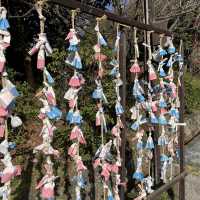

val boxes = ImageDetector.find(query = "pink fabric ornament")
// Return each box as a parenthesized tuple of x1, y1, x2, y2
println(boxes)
(69, 74, 81, 87)
(149, 66, 157, 81)
(68, 143, 78, 158)
(69, 99, 76, 108)
(65, 29, 75, 40)
(111, 163, 119, 173)
(130, 60, 140, 73)
(160, 108, 167, 115)
(0, 125, 5, 137)
(93, 159, 101, 168)
(94, 53, 107, 62)
(96, 111, 101, 126)
(38, 112, 46, 120)
(37, 45, 45, 70)
(1, 165, 21, 183)
(151, 101, 157, 113)
(93, 44, 101, 53)
(0, 50, 6, 73)
(112, 125, 120, 137)
(70, 126, 86, 144)
(101, 163, 112, 182)
(76, 158, 87, 172)
(0, 107, 8, 117)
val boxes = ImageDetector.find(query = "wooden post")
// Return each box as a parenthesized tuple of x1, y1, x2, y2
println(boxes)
(119, 30, 127, 200)
(179, 40, 185, 200)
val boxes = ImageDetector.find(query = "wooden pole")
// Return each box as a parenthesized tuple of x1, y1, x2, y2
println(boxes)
(119, 30, 127, 200)
(179, 40, 185, 200)
(48, 0, 172, 36)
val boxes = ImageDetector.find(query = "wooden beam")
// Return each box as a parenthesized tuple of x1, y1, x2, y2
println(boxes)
(48, 0, 172, 36)
(147, 171, 187, 200)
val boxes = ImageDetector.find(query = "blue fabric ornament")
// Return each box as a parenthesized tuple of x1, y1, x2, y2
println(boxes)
(107, 189, 114, 200)
(8, 142, 16, 149)
(115, 101, 124, 116)
(169, 107, 179, 120)
(150, 112, 158, 124)
(110, 59, 118, 66)
(133, 171, 144, 181)
(159, 48, 167, 56)
(159, 98, 167, 108)
(47, 106, 62, 120)
(66, 109, 74, 123)
(135, 94, 145, 103)
(45, 70, 54, 85)
(166, 56, 173, 68)
(110, 66, 119, 77)
(136, 140, 143, 150)
(68, 44, 78, 52)
(158, 135, 168, 146)
(71, 55, 82, 69)
(10, 86, 19, 98)
(92, 88, 102, 99)
(0, 19, 9, 31)
(70, 111, 83, 125)
(131, 121, 139, 130)
(145, 136, 154, 150)
(158, 115, 167, 125)
(77, 174, 86, 189)
(160, 154, 169, 162)
(168, 46, 176, 54)
(159, 67, 166, 77)
(98, 32, 107, 46)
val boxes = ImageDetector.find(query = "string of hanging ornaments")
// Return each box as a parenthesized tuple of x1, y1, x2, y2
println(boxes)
(28, 1, 62, 199)
(64, 9, 87, 200)
(0, 3, 22, 200)
(109, 24, 126, 200)
(130, 27, 185, 199)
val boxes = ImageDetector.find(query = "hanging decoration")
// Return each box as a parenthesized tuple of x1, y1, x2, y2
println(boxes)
(92, 16, 115, 200)
(130, 27, 185, 199)
(110, 24, 124, 200)
(64, 9, 87, 200)
(0, 6, 22, 200)
(29, 1, 61, 199)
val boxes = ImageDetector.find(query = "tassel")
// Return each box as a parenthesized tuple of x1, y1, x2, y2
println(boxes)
(130, 60, 140, 73)
(37, 45, 45, 70)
